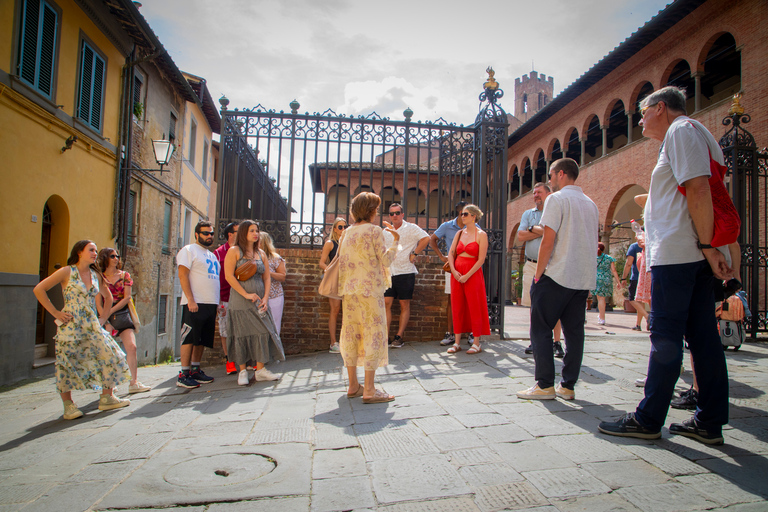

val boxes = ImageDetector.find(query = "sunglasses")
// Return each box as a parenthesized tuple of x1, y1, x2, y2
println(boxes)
(198, 231, 214, 236)
(460, 212, 471, 217)
(389, 211, 403, 216)
(336, 225, 347, 230)
(110, 254, 120, 259)
(640, 102, 659, 117)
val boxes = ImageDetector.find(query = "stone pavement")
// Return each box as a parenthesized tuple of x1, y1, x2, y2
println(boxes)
(1, 306, 766, 511)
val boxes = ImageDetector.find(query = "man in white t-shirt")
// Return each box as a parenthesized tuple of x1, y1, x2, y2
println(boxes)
(382, 203, 430, 348)
(599, 86, 732, 446)
(517, 158, 598, 401)
(176, 221, 221, 389)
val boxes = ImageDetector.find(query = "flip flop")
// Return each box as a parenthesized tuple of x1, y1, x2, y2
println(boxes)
(466, 344, 482, 354)
(346, 385, 364, 398)
(447, 344, 461, 354)
(362, 390, 395, 404)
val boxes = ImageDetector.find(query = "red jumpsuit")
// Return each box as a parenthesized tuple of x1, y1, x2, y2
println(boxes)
(451, 232, 491, 337)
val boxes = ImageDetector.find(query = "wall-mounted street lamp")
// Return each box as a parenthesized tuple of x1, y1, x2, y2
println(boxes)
(128, 139, 175, 173)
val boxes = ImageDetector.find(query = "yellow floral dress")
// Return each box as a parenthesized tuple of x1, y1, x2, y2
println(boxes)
(337, 223, 399, 370)
(54, 266, 129, 393)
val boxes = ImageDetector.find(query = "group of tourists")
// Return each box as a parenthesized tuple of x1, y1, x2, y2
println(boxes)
(36, 86, 737, 448)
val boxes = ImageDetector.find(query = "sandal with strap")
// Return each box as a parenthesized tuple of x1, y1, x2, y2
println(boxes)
(447, 344, 461, 354)
(466, 344, 482, 354)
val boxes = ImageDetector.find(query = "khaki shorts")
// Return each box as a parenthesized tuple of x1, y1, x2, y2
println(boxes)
(522, 260, 537, 307)
(444, 272, 451, 294)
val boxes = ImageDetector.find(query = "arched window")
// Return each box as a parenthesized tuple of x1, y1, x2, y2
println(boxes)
(564, 128, 581, 163)
(700, 33, 740, 109)
(534, 149, 547, 184)
(583, 115, 602, 164)
(521, 157, 532, 195)
(550, 139, 563, 162)
(523, 94, 528, 113)
(606, 100, 627, 154)
(631, 81, 654, 141)
(664, 60, 694, 113)
(508, 165, 519, 201)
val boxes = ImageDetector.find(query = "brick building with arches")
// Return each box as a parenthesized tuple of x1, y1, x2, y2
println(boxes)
(506, 0, 767, 285)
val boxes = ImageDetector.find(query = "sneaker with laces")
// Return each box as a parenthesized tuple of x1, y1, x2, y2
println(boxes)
(635, 377, 646, 387)
(597, 318, 606, 325)
(524, 344, 533, 354)
(669, 416, 723, 445)
(555, 383, 575, 400)
(62, 400, 83, 420)
(190, 368, 214, 384)
(671, 388, 698, 410)
(390, 335, 404, 348)
(254, 368, 280, 381)
(177, 372, 200, 389)
(439, 332, 455, 346)
(225, 361, 237, 375)
(329, 342, 341, 353)
(516, 383, 556, 400)
(237, 369, 250, 386)
(98, 395, 130, 411)
(553, 341, 565, 359)
(467, 334, 474, 346)
(598, 412, 660, 439)
(631, 325, 642, 331)
(128, 382, 151, 394)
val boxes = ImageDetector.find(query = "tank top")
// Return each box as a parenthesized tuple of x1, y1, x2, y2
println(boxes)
(456, 230, 480, 258)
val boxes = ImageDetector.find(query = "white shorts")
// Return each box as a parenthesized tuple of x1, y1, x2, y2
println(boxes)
(217, 302, 229, 338)
(444, 272, 451, 294)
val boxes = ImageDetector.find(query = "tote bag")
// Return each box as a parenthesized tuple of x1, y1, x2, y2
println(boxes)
(318, 255, 341, 300)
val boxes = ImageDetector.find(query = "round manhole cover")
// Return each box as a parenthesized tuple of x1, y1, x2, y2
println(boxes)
(164, 453, 275, 487)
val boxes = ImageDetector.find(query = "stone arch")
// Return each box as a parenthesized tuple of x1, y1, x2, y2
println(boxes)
(582, 114, 602, 164)
(605, 99, 628, 154)
(326, 184, 349, 213)
(405, 187, 425, 215)
(662, 59, 695, 113)
(563, 127, 581, 163)
(41, 195, 70, 277)
(547, 137, 562, 160)
(353, 184, 374, 196)
(37, 195, 70, 357)
(509, 221, 520, 251)
(427, 188, 450, 219)
(508, 164, 519, 201)
(380, 186, 401, 212)
(699, 32, 741, 109)
(604, 184, 647, 248)
(520, 157, 533, 195)
(630, 81, 654, 141)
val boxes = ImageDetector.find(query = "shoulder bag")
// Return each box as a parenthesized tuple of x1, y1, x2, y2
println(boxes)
(235, 258, 259, 281)
(318, 254, 341, 300)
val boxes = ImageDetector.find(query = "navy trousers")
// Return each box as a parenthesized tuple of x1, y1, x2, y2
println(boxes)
(530, 274, 588, 389)
(634, 260, 729, 431)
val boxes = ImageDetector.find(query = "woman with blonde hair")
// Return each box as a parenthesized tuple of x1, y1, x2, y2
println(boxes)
(338, 192, 400, 403)
(96, 248, 150, 394)
(224, 220, 285, 385)
(259, 232, 287, 335)
(319, 217, 347, 353)
(33, 240, 130, 420)
(446, 204, 491, 354)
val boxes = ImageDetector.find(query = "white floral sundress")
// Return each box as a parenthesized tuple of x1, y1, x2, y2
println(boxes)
(54, 266, 129, 393)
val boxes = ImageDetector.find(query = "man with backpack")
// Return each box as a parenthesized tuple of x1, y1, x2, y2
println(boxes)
(599, 86, 734, 446)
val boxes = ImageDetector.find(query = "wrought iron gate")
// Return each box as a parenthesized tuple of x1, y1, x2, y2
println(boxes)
(215, 70, 509, 332)
(719, 96, 767, 337)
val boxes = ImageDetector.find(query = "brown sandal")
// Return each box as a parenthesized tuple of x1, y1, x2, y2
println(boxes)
(346, 385, 364, 398)
(447, 344, 461, 354)
(362, 390, 395, 404)
(466, 344, 482, 354)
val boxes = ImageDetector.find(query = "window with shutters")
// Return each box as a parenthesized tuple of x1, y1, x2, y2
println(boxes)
(188, 116, 197, 167)
(162, 200, 172, 254)
(158, 295, 168, 334)
(16, 0, 60, 99)
(202, 139, 209, 182)
(127, 184, 141, 246)
(77, 39, 106, 132)
(132, 72, 144, 122)
(169, 111, 177, 143)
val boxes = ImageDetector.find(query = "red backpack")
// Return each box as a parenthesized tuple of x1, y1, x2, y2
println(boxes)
(676, 121, 740, 248)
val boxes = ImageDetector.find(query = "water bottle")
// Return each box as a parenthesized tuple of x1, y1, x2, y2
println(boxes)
(630, 219, 643, 235)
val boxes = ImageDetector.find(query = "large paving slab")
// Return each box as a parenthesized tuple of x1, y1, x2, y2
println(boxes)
(0, 306, 766, 511)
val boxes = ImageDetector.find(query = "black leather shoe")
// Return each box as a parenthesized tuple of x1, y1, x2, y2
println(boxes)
(598, 412, 661, 440)
(553, 342, 564, 358)
(524, 345, 533, 354)
(669, 417, 723, 445)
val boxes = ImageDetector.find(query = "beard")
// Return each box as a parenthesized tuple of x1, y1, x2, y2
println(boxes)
(198, 237, 213, 247)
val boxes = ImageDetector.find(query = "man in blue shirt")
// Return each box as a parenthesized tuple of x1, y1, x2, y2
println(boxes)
(430, 201, 469, 346)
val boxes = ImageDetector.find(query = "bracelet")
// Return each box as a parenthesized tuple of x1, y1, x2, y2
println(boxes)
(697, 241, 714, 250)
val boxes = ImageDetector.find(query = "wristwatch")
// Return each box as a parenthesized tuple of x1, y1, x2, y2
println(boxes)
(697, 241, 714, 250)
(528, 226, 533, 232)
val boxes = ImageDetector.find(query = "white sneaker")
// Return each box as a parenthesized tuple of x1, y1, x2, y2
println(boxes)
(597, 318, 606, 325)
(254, 368, 280, 381)
(635, 377, 646, 387)
(63, 400, 83, 420)
(329, 343, 340, 353)
(98, 395, 130, 411)
(128, 382, 151, 394)
(237, 369, 250, 386)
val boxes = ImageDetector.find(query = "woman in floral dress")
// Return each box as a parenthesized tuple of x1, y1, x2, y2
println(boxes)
(33, 240, 130, 420)
(338, 192, 400, 404)
(592, 242, 622, 325)
(260, 233, 287, 335)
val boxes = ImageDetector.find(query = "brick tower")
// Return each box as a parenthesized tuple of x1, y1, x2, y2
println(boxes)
(514, 71, 554, 123)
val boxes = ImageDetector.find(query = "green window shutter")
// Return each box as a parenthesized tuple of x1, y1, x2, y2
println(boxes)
(17, 0, 58, 98)
(78, 41, 105, 131)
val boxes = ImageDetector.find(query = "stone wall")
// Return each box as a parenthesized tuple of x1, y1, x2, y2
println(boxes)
(203, 248, 450, 365)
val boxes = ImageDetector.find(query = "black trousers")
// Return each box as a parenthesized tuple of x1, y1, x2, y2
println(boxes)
(530, 274, 588, 389)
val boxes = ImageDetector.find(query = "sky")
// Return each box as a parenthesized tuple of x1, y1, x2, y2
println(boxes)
(139, 0, 672, 127)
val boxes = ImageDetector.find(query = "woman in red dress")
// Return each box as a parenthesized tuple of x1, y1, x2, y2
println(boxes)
(446, 204, 491, 354)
